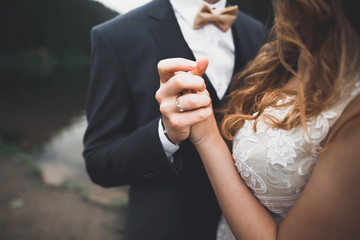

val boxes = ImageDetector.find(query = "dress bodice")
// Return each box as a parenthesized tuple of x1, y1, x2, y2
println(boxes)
(217, 80, 360, 240)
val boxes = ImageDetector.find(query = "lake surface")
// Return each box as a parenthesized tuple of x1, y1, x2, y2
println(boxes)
(0, 65, 128, 205)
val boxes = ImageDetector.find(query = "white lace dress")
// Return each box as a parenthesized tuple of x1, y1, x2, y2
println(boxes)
(216, 81, 360, 240)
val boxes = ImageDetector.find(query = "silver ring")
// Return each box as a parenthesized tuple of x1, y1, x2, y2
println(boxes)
(176, 96, 185, 112)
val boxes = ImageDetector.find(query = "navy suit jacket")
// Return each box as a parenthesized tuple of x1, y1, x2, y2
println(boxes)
(83, 0, 265, 239)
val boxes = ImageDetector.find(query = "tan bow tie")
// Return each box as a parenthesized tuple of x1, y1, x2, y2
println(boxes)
(193, 4, 238, 32)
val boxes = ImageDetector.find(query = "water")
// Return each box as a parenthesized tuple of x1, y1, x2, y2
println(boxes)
(36, 115, 87, 186)
(0, 66, 128, 205)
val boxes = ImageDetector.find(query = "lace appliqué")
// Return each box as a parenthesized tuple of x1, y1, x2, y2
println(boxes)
(233, 120, 268, 194)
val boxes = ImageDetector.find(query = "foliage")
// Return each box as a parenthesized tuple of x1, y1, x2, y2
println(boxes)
(0, 0, 118, 57)
(0, 140, 42, 178)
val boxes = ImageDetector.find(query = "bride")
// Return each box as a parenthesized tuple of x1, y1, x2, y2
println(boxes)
(156, 0, 360, 239)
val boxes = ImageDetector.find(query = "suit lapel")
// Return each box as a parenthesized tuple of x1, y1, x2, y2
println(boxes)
(147, 0, 220, 106)
(148, 0, 194, 61)
(232, 17, 245, 78)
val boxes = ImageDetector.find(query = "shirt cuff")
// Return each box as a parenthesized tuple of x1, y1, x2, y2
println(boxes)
(158, 119, 180, 163)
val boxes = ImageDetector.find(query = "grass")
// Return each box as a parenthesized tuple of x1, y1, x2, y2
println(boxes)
(0, 140, 42, 179)
(0, 141, 20, 155)
(104, 199, 128, 211)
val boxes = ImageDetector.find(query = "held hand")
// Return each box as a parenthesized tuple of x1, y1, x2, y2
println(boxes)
(155, 58, 212, 143)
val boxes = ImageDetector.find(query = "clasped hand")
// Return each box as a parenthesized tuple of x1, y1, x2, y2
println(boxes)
(155, 58, 218, 145)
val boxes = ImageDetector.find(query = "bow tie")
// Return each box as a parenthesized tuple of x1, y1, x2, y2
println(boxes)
(193, 4, 238, 32)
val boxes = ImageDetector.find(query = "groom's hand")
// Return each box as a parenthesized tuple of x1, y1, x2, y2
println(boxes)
(155, 58, 213, 144)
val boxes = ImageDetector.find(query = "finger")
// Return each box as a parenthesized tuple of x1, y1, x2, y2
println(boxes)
(158, 58, 197, 83)
(190, 57, 209, 77)
(169, 107, 213, 128)
(196, 89, 211, 97)
(176, 93, 211, 112)
(164, 72, 206, 96)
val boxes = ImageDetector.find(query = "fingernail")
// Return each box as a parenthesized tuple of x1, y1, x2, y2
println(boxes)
(202, 83, 206, 91)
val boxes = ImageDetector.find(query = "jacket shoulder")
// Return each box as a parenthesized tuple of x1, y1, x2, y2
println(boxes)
(237, 10, 265, 32)
(91, 0, 157, 35)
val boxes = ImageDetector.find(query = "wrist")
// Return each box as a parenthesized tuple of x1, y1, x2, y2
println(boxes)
(161, 118, 181, 146)
(193, 126, 223, 148)
(158, 119, 180, 158)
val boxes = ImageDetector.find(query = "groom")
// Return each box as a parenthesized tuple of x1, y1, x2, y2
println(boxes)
(83, 0, 265, 239)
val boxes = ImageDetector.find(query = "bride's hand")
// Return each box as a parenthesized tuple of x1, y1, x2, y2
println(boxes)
(156, 58, 213, 143)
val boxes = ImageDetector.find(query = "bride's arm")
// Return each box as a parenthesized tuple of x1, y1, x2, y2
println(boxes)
(192, 102, 360, 240)
(191, 115, 278, 239)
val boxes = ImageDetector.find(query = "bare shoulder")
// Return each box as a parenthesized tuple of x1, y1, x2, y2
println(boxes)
(278, 100, 360, 240)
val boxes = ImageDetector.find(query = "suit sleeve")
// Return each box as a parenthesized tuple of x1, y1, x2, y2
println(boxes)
(83, 27, 178, 187)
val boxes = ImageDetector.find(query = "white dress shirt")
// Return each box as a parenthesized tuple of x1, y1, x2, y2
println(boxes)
(159, 0, 236, 160)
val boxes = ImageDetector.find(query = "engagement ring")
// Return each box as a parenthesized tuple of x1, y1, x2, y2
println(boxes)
(176, 96, 185, 112)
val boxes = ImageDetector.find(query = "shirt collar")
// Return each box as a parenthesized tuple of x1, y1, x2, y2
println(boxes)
(170, 0, 227, 28)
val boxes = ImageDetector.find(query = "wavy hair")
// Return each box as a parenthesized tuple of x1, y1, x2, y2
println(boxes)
(220, 0, 360, 142)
